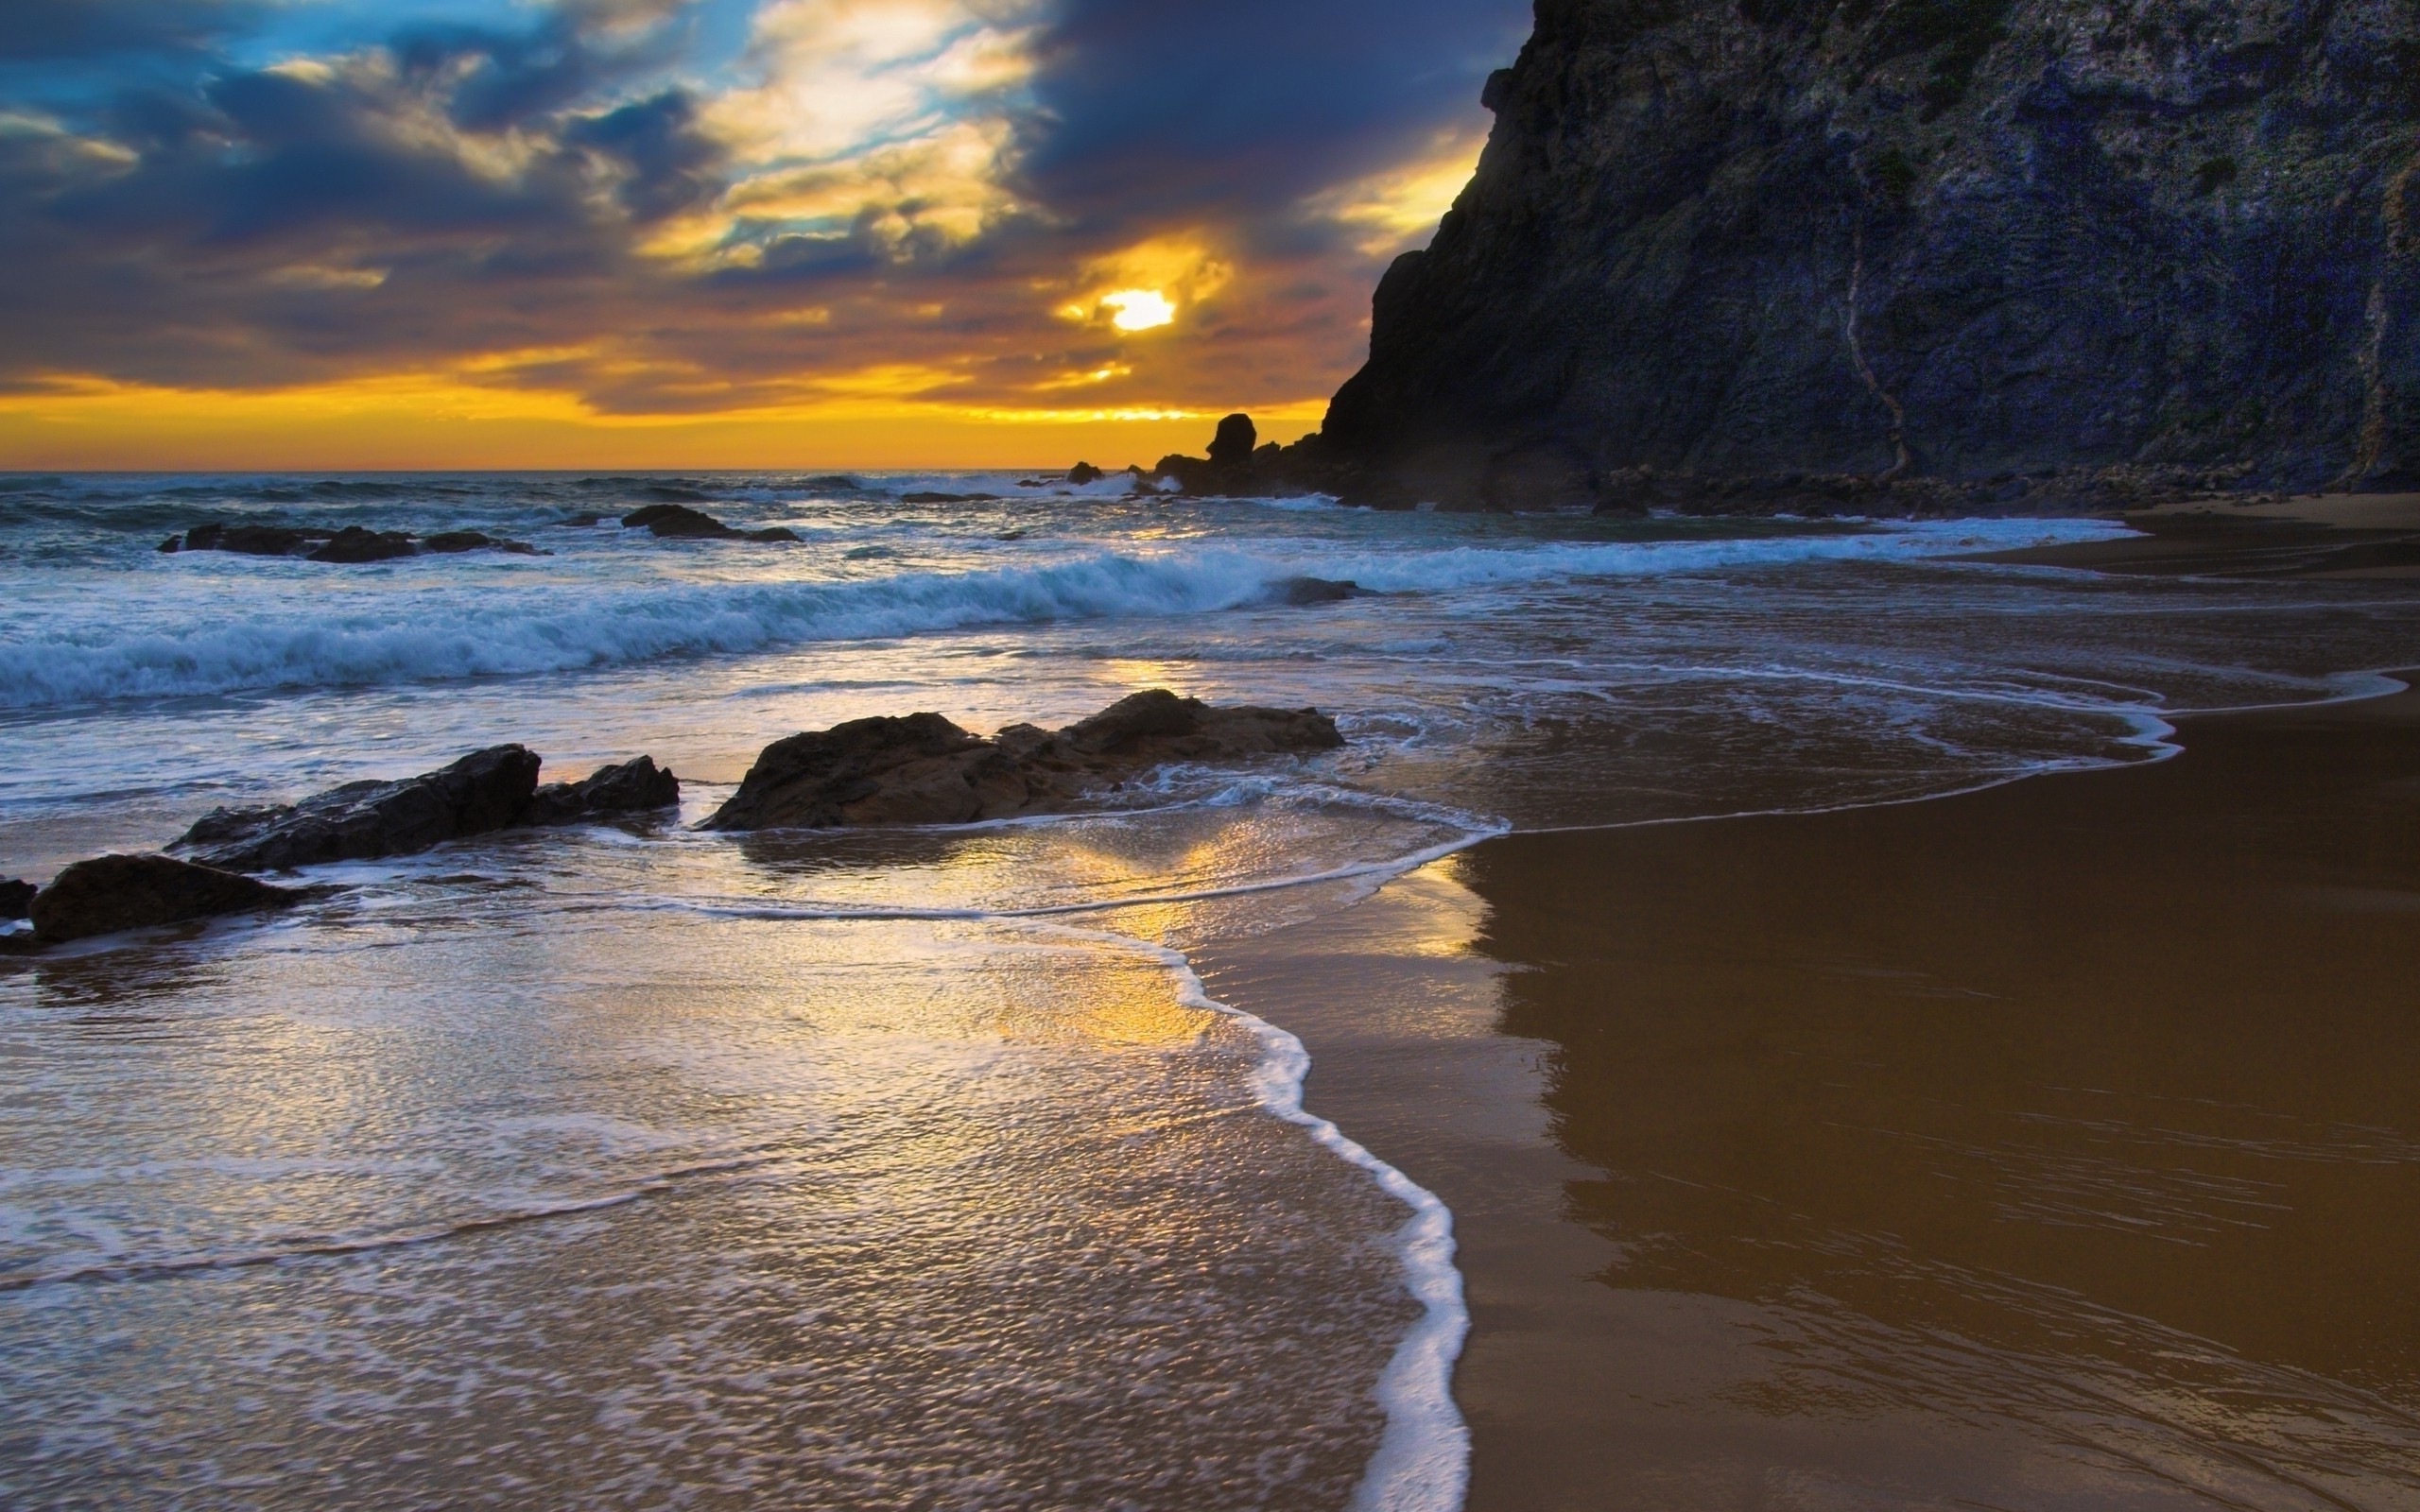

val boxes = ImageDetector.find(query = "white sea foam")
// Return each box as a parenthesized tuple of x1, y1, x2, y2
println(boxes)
(0, 517, 2129, 708)
(1051, 924, 1472, 1512)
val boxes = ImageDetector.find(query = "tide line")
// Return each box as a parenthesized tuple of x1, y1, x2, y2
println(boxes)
(1044, 920, 1472, 1512)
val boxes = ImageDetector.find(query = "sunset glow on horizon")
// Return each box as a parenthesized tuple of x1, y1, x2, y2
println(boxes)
(0, 0, 1528, 470)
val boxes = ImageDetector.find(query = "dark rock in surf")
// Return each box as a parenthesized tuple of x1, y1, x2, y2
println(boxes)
(619, 504, 793, 542)
(804, 475, 864, 490)
(0, 878, 35, 919)
(523, 756, 683, 827)
(28, 854, 302, 945)
(176, 745, 544, 871)
(704, 689, 1345, 832)
(622, 503, 735, 538)
(179, 523, 324, 557)
(1067, 462, 1105, 485)
(424, 530, 541, 556)
(1263, 576, 1365, 606)
(156, 536, 180, 553)
(307, 526, 418, 563)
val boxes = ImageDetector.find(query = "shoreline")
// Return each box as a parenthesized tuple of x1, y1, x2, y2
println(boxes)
(1968, 490, 2420, 578)
(1202, 663, 2420, 1509)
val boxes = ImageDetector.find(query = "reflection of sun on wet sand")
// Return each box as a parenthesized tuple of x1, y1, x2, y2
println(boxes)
(1202, 669, 2420, 1511)
(1972, 492, 2420, 578)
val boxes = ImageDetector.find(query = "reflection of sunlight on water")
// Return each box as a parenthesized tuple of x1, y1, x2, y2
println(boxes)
(1, 896, 1419, 1507)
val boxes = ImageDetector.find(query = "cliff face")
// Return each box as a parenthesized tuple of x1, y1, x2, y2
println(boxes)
(1316, 0, 2420, 509)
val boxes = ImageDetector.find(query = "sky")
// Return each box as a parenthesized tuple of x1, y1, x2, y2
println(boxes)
(0, 0, 1530, 469)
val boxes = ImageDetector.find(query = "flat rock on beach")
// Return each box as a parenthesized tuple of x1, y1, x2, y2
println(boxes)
(26, 854, 302, 945)
(705, 689, 1344, 831)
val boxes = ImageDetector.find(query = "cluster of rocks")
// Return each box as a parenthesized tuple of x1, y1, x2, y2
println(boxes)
(3, 692, 1349, 952)
(4, 747, 679, 950)
(162, 523, 545, 560)
(705, 689, 1343, 831)
(1151, 415, 1305, 499)
(155, 501, 813, 559)
(1122, 413, 2292, 518)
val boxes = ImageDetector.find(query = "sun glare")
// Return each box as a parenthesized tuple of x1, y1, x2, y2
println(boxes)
(1099, 289, 1176, 332)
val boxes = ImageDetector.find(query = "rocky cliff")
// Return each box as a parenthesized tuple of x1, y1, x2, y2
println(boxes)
(1310, 0, 2420, 510)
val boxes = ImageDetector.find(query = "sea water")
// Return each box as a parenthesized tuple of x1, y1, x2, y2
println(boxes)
(5, 472, 2420, 1509)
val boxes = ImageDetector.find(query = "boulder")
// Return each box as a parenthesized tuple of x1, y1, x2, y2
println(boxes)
(1055, 689, 1343, 763)
(524, 756, 683, 827)
(705, 690, 1344, 832)
(622, 503, 735, 538)
(703, 713, 1015, 831)
(308, 526, 418, 563)
(747, 526, 800, 543)
(0, 878, 35, 919)
(28, 854, 302, 945)
(176, 745, 544, 871)
(1067, 461, 1105, 485)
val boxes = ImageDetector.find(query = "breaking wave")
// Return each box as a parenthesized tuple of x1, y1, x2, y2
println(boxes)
(0, 518, 2125, 709)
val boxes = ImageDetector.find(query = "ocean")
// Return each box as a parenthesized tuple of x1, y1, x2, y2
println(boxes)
(6, 472, 2420, 1510)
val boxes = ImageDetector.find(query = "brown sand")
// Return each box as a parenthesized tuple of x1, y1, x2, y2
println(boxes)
(1970, 491, 2420, 579)
(1201, 679, 2420, 1509)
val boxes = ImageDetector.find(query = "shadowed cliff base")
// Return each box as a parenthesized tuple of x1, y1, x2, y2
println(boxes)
(1201, 675, 2420, 1510)
(1289, 0, 2420, 512)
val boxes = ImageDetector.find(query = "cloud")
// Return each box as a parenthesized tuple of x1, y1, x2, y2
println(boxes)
(0, 0, 262, 62)
(0, 0, 1531, 455)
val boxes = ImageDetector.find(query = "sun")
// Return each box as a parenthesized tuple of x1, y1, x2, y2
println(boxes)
(1098, 289, 1176, 332)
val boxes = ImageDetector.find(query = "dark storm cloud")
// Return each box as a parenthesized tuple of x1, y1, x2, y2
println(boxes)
(0, 0, 261, 62)
(1016, 0, 1528, 222)
(392, 3, 692, 132)
(564, 90, 726, 221)
(50, 66, 589, 249)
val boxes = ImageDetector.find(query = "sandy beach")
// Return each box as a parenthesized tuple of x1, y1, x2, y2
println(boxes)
(1202, 652, 2420, 1507)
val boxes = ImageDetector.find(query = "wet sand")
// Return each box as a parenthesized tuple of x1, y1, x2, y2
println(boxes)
(1972, 491, 2420, 578)
(1200, 677, 2420, 1509)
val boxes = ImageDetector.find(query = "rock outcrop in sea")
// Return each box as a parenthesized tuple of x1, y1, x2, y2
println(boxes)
(705, 690, 1345, 831)
(1291, 0, 2420, 511)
